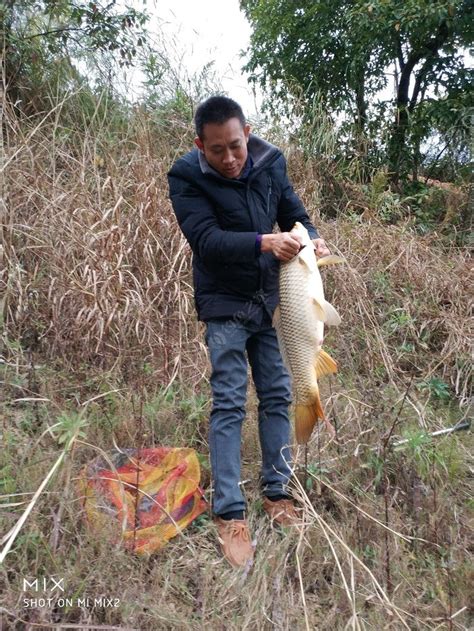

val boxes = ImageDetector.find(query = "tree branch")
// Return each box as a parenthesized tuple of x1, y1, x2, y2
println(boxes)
(396, 35, 405, 72)
(398, 20, 450, 109)
(22, 26, 83, 41)
(407, 20, 449, 112)
(409, 58, 434, 113)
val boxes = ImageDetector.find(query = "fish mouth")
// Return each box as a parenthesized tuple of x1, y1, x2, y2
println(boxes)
(298, 244, 307, 252)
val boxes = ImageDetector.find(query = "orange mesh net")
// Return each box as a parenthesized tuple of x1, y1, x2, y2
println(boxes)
(78, 447, 208, 554)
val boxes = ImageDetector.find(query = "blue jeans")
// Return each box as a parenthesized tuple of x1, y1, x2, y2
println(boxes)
(205, 315, 293, 516)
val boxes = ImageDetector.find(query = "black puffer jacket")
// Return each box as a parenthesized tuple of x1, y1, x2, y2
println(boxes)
(168, 134, 319, 321)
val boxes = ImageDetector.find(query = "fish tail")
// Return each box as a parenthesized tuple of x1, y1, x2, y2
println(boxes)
(294, 392, 325, 444)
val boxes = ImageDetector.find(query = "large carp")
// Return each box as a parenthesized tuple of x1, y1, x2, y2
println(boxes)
(273, 222, 343, 444)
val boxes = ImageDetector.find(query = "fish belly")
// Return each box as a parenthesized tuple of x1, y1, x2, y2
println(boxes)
(278, 258, 323, 404)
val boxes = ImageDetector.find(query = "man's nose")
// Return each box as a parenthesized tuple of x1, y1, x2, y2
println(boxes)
(222, 150, 235, 164)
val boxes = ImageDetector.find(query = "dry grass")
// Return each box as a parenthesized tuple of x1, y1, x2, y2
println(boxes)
(1, 95, 472, 630)
(2, 97, 202, 388)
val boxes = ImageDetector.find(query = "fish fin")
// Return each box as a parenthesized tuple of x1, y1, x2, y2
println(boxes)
(294, 394, 325, 444)
(315, 349, 338, 378)
(272, 305, 292, 374)
(298, 256, 312, 271)
(323, 300, 341, 326)
(317, 255, 345, 268)
(311, 297, 327, 322)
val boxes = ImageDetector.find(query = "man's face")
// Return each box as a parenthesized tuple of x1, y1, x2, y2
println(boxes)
(195, 117, 251, 179)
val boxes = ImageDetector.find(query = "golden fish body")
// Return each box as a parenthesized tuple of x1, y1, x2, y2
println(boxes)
(273, 222, 342, 443)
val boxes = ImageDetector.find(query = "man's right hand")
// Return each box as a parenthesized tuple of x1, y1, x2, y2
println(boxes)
(261, 233, 303, 262)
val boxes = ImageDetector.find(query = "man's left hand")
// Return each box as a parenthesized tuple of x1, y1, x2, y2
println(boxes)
(312, 238, 331, 258)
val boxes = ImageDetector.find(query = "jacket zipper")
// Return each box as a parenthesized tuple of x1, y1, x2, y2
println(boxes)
(266, 177, 272, 215)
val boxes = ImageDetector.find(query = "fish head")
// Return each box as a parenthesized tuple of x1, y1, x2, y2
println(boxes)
(290, 222, 314, 250)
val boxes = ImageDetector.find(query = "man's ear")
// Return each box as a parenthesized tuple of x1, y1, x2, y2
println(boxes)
(244, 124, 251, 141)
(194, 137, 204, 151)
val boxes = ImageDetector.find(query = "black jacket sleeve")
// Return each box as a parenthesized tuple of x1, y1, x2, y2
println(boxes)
(276, 157, 319, 239)
(168, 174, 258, 266)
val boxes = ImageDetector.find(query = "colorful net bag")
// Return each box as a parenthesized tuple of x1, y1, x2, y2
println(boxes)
(78, 447, 208, 554)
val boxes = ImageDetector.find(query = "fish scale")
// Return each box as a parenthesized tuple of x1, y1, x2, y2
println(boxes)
(272, 222, 342, 443)
(279, 261, 320, 402)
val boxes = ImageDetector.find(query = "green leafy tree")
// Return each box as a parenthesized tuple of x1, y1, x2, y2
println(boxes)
(1, 0, 148, 112)
(241, 0, 473, 183)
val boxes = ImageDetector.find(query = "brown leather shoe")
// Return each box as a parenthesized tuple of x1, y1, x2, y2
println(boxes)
(214, 518, 254, 568)
(263, 497, 302, 527)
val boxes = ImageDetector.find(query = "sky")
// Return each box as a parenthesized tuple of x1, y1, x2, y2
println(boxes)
(126, 0, 261, 117)
(120, 1, 473, 133)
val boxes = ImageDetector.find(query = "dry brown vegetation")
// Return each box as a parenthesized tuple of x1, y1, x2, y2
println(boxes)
(1, 96, 472, 630)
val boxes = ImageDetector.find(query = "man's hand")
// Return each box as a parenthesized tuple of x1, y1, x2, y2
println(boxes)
(312, 238, 331, 258)
(261, 232, 302, 262)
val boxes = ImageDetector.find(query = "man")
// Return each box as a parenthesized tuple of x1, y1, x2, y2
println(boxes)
(168, 96, 330, 568)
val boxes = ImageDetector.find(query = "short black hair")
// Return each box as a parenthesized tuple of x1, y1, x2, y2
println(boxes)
(194, 96, 246, 140)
